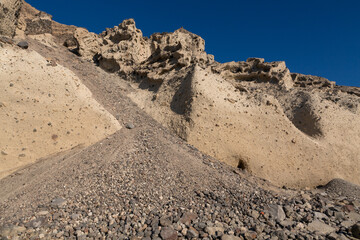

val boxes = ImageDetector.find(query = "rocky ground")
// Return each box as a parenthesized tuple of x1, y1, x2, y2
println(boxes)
(0, 38, 359, 240)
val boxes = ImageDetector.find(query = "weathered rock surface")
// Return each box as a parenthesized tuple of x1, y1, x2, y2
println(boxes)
(212, 58, 294, 90)
(0, 0, 22, 37)
(16, 2, 76, 43)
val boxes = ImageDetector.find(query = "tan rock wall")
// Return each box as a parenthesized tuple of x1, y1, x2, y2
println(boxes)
(0, 0, 22, 37)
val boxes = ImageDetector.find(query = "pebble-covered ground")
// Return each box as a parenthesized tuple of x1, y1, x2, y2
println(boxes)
(0, 39, 359, 240)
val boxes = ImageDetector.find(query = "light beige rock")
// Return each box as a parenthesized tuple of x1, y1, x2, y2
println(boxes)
(127, 64, 360, 188)
(212, 58, 294, 90)
(73, 28, 101, 60)
(0, 46, 121, 179)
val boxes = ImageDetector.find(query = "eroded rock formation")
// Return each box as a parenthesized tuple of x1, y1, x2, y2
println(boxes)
(0, 0, 22, 37)
(57, 18, 360, 188)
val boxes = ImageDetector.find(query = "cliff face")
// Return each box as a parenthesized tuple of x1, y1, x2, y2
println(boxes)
(0, 0, 22, 37)
(2, 2, 359, 188)
(66, 19, 360, 188)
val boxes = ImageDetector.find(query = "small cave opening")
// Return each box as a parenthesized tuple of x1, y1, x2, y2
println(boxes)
(237, 157, 248, 171)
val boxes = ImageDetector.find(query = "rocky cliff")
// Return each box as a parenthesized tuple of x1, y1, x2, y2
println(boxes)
(66, 19, 360, 188)
(2, 0, 360, 188)
(0, 0, 22, 37)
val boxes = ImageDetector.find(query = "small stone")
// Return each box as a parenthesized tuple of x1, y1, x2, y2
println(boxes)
(160, 227, 177, 240)
(160, 216, 172, 227)
(222, 234, 242, 240)
(125, 123, 135, 129)
(17, 41, 29, 49)
(56, 231, 64, 238)
(205, 226, 224, 237)
(51, 197, 67, 207)
(1, 151, 8, 156)
(341, 220, 355, 228)
(334, 212, 345, 220)
(187, 227, 199, 238)
(352, 200, 360, 209)
(307, 220, 335, 235)
(279, 220, 294, 228)
(314, 212, 328, 220)
(343, 205, 355, 213)
(29, 218, 43, 228)
(100, 226, 108, 233)
(244, 231, 257, 239)
(179, 212, 198, 225)
(351, 223, 360, 239)
(267, 204, 286, 222)
(327, 232, 341, 240)
(37, 211, 49, 216)
(250, 210, 260, 219)
(51, 134, 58, 141)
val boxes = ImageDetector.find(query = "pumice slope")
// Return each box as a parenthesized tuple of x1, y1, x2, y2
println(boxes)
(70, 18, 360, 188)
(0, 2, 121, 179)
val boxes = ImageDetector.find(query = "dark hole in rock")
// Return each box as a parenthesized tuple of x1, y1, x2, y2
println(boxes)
(237, 158, 248, 170)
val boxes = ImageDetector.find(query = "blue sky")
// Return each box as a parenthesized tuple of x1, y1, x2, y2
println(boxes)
(26, 0, 360, 87)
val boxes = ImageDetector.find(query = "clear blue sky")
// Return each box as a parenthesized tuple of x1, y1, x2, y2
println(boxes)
(26, 0, 360, 87)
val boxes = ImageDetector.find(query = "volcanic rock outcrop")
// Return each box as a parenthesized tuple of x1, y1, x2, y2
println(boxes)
(15, 2, 76, 43)
(0, 0, 22, 37)
(66, 19, 360, 188)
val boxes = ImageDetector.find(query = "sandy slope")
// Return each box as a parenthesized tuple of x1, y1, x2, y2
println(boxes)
(63, 17, 359, 188)
(128, 65, 360, 188)
(0, 45, 121, 178)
